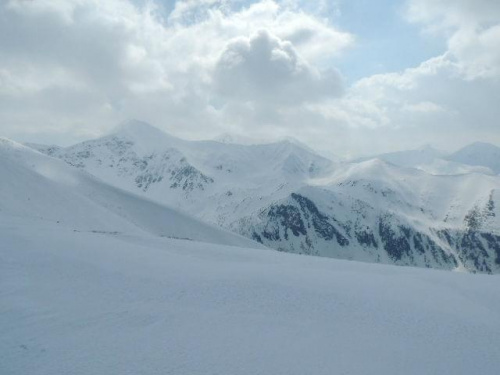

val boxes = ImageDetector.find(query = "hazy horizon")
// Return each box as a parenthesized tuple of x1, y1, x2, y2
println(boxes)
(8, 117, 500, 161)
(1, 0, 499, 157)
(3, 3, 500, 372)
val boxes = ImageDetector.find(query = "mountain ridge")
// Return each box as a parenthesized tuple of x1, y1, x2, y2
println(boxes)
(447, 142, 500, 174)
(1, 137, 263, 249)
(26, 121, 500, 273)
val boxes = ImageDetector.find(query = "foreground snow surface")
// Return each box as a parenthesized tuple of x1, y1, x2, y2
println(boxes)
(2, 220, 500, 375)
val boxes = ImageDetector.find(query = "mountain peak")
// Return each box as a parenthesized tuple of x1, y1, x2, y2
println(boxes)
(448, 141, 500, 174)
(107, 120, 181, 153)
(456, 141, 500, 153)
(111, 119, 165, 137)
(416, 144, 443, 155)
(213, 133, 259, 145)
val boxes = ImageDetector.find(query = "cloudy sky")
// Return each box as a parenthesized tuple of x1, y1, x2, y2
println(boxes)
(1, 0, 499, 157)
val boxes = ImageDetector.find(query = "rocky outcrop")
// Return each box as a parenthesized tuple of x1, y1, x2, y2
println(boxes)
(242, 193, 499, 273)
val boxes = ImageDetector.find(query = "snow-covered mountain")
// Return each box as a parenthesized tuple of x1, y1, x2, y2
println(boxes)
(29, 120, 334, 224)
(4, 124, 500, 374)
(0, 137, 262, 249)
(28, 120, 500, 273)
(447, 142, 500, 175)
(354, 145, 495, 175)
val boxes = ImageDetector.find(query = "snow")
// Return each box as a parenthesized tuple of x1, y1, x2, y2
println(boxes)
(2, 218, 500, 375)
(109, 119, 184, 155)
(313, 158, 500, 230)
(447, 142, 500, 175)
(0, 138, 261, 249)
(354, 145, 496, 175)
(25, 123, 500, 272)
(2, 129, 500, 373)
(36, 122, 334, 225)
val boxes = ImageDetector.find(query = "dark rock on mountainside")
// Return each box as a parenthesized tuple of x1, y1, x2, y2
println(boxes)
(27, 124, 500, 274)
(243, 192, 498, 273)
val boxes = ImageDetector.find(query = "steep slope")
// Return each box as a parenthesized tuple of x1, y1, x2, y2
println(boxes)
(2, 218, 500, 375)
(31, 119, 333, 223)
(242, 160, 500, 272)
(29, 121, 500, 273)
(0, 138, 262, 249)
(447, 142, 500, 175)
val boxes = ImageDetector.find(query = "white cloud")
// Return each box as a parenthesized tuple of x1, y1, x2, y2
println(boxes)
(406, 0, 500, 29)
(298, 0, 500, 156)
(213, 30, 343, 105)
(401, 101, 448, 114)
(407, 0, 500, 79)
(0, 0, 352, 145)
(0, 0, 498, 157)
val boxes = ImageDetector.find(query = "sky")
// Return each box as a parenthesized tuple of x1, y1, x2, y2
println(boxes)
(0, 0, 499, 157)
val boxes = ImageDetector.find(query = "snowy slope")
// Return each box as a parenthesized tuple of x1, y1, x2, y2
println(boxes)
(2, 219, 500, 375)
(29, 121, 500, 273)
(0, 138, 262, 249)
(354, 145, 495, 175)
(355, 145, 445, 166)
(31, 120, 333, 223)
(447, 142, 500, 175)
(241, 159, 500, 272)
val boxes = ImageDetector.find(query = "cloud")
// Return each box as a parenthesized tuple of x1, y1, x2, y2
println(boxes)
(0, 0, 498, 158)
(407, 0, 500, 79)
(406, 0, 500, 29)
(296, 0, 500, 156)
(311, 53, 500, 155)
(213, 30, 343, 105)
(0, 0, 352, 145)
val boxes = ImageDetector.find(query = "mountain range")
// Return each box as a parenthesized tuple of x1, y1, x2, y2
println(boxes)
(353, 143, 500, 175)
(0, 137, 261, 249)
(23, 120, 500, 273)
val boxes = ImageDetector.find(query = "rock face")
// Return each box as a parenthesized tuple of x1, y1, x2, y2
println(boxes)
(49, 135, 214, 195)
(29, 121, 500, 273)
(241, 191, 499, 273)
(232, 162, 500, 273)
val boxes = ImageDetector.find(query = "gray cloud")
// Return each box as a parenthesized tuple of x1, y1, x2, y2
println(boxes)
(0, 0, 498, 157)
(0, 0, 352, 146)
(213, 30, 343, 105)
